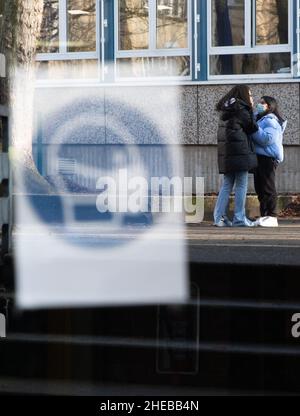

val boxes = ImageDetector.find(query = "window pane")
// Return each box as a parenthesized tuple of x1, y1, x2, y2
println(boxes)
(117, 56, 190, 77)
(256, 0, 289, 45)
(67, 0, 96, 52)
(156, 0, 188, 49)
(210, 53, 291, 75)
(119, 0, 149, 50)
(37, 0, 59, 53)
(211, 0, 245, 47)
(36, 60, 99, 79)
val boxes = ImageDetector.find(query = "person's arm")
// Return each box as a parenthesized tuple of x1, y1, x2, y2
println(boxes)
(251, 118, 279, 147)
(239, 108, 259, 135)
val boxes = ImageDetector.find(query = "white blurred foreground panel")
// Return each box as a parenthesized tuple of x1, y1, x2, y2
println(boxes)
(13, 66, 188, 309)
(15, 217, 187, 308)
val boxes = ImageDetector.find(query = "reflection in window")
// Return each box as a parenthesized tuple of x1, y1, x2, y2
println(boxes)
(156, 0, 188, 49)
(67, 0, 96, 52)
(36, 59, 99, 79)
(211, 0, 245, 47)
(210, 53, 291, 75)
(117, 56, 190, 77)
(119, 0, 149, 50)
(37, 0, 59, 53)
(256, 0, 288, 45)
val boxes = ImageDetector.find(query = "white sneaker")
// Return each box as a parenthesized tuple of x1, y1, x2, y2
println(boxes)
(214, 219, 228, 227)
(255, 216, 278, 227)
(214, 217, 232, 227)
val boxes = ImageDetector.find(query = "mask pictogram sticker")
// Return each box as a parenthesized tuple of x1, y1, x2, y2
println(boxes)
(14, 85, 188, 309)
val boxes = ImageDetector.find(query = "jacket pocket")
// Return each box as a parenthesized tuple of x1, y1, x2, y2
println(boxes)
(247, 137, 255, 153)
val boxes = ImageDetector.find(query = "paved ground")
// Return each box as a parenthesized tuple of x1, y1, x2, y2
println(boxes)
(187, 219, 300, 266)
(1, 220, 300, 396)
(188, 219, 300, 244)
(8, 219, 300, 267)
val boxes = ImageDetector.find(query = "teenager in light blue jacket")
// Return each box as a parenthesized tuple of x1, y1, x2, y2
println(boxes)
(251, 96, 287, 227)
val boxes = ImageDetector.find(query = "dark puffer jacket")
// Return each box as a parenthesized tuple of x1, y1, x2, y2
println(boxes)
(217, 98, 258, 174)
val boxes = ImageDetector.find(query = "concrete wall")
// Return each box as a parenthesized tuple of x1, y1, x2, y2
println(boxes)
(183, 145, 300, 194)
(191, 83, 300, 145)
(33, 144, 300, 194)
(35, 82, 300, 194)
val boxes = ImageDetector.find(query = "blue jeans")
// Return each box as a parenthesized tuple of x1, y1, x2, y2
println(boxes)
(214, 171, 251, 226)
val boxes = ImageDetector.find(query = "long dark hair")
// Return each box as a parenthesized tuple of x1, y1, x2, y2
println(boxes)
(216, 84, 252, 112)
(259, 96, 285, 125)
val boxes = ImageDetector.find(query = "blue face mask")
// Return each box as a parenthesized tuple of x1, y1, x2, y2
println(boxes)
(256, 103, 266, 114)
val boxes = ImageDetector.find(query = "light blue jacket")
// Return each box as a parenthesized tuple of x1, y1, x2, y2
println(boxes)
(251, 113, 287, 163)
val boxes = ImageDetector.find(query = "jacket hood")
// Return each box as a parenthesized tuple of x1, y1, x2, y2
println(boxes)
(259, 113, 287, 133)
(220, 97, 251, 121)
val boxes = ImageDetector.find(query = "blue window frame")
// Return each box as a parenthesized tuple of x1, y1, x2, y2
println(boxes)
(193, 0, 207, 81)
(208, 0, 293, 79)
(36, 0, 300, 83)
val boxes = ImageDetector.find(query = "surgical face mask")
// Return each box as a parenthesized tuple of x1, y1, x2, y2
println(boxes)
(256, 103, 267, 114)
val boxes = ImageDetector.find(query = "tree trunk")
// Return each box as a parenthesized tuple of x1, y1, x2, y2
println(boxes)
(0, 0, 53, 194)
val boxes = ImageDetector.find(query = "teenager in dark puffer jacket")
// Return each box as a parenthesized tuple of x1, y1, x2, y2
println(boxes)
(214, 85, 259, 227)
